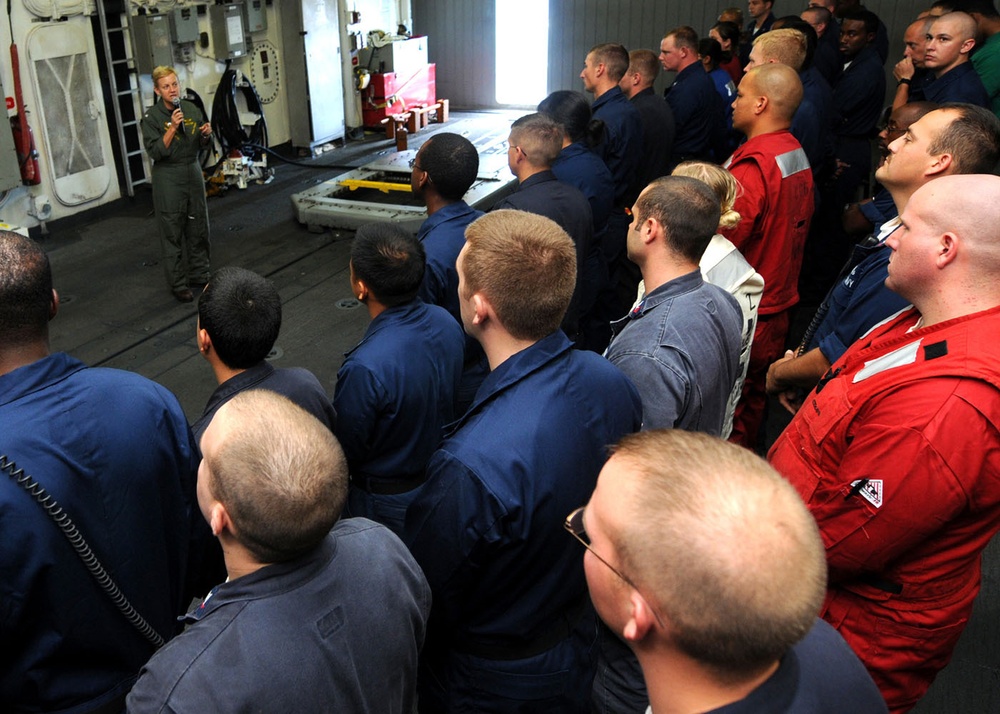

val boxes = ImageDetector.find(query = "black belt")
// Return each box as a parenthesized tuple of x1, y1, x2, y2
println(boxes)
(453, 594, 591, 661)
(350, 473, 425, 495)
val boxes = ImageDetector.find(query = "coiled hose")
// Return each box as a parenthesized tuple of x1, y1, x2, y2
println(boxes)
(0, 454, 166, 649)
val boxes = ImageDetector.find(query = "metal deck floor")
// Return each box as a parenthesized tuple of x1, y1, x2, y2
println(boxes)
(43, 111, 520, 421)
(34, 111, 998, 712)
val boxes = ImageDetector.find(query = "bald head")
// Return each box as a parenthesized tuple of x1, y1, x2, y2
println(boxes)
(912, 175, 1000, 258)
(903, 18, 933, 66)
(749, 64, 804, 119)
(886, 174, 1000, 321)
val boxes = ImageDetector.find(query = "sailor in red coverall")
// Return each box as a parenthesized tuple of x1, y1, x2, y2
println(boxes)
(722, 63, 814, 450)
(769, 174, 1000, 713)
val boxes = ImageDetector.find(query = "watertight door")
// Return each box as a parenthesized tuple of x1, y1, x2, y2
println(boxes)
(27, 21, 112, 206)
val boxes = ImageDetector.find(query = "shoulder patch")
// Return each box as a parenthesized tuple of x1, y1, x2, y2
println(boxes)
(923, 341, 948, 360)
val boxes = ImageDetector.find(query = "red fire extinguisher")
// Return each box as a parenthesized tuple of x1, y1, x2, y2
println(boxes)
(9, 42, 41, 185)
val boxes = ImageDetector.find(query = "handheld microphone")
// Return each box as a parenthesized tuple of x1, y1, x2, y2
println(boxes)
(172, 97, 184, 135)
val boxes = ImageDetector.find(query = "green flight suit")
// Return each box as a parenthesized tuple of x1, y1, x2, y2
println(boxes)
(141, 98, 211, 292)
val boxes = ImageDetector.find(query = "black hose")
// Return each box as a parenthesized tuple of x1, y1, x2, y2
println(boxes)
(184, 87, 217, 169)
(242, 142, 355, 171)
(0, 455, 166, 650)
(211, 68, 269, 160)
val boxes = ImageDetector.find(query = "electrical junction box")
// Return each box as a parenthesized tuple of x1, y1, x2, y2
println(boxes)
(245, 0, 267, 33)
(132, 13, 174, 74)
(358, 36, 428, 74)
(210, 3, 248, 60)
(170, 7, 200, 44)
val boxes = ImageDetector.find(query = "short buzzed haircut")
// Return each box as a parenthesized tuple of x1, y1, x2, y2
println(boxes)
(589, 42, 630, 82)
(461, 210, 576, 341)
(753, 28, 808, 71)
(205, 390, 347, 564)
(801, 5, 832, 26)
(611, 430, 826, 678)
(627, 49, 661, 84)
(775, 18, 820, 68)
(198, 266, 281, 370)
(747, 64, 804, 119)
(665, 26, 699, 52)
(0, 231, 52, 344)
(418, 133, 480, 201)
(635, 176, 721, 263)
(351, 222, 425, 307)
(510, 112, 563, 167)
(932, 10, 980, 41)
(929, 103, 1000, 174)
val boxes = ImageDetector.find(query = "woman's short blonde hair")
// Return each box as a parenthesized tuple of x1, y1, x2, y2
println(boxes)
(151, 65, 178, 88)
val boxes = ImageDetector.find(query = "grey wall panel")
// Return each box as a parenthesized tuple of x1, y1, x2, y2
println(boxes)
(415, 0, 954, 108)
(415, 0, 496, 109)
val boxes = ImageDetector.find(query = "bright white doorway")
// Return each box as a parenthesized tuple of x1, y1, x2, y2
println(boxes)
(495, 0, 549, 106)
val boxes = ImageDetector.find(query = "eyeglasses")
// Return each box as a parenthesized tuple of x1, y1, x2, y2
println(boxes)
(565, 506, 639, 590)
(564, 506, 667, 628)
(881, 121, 904, 136)
(502, 140, 529, 160)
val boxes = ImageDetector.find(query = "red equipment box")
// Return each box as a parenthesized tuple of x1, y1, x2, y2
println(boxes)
(361, 64, 437, 128)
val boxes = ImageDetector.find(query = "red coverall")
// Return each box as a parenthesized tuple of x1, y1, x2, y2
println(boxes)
(770, 306, 1000, 712)
(722, 130, 814, 448)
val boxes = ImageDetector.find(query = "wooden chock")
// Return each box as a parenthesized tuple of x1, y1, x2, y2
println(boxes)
(395, 124, 408, 151)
